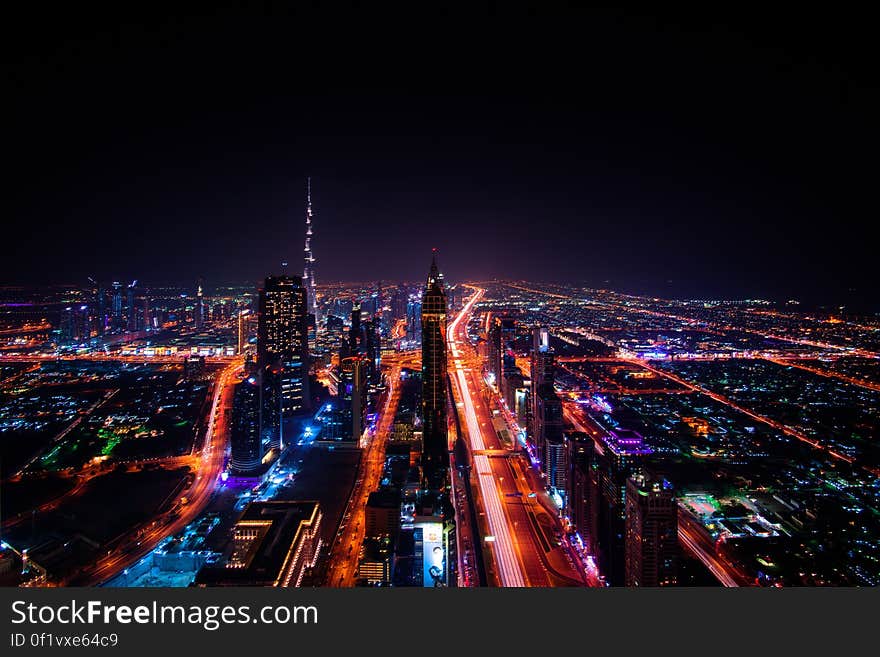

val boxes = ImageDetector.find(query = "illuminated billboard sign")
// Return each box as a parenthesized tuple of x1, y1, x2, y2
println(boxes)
(416, 520, 445, 587)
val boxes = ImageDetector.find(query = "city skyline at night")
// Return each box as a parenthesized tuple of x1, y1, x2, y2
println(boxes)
(7, 6, 878, 311)
(3, 5, 878, 595)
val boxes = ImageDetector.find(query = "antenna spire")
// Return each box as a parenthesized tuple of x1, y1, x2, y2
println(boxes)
(303, 177, 318, 323)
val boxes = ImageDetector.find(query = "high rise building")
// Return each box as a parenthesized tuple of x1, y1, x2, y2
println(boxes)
(406, 296, 421, 342)
(230, 376, 262, 474)
(488, 316, 516, 388)
(59, 305, 88, 345)
(258, 275, 311, 415)
(421, 250, 448, 489)
(195, 280, 204, 329)
(363, 319, 381, 385)
(625, 471, 679, 587)
(534, 385, 564, 470)
(567, 432, 597, 550)
(111, 281, 123, 331)
(349, 302, 362, 353)
(302, 177, 318, 325)
(340, 356, 367, 442)
(125, 280, 136, 332)
(545, 434, 569, 503)
(593, 429, 653, 586)
(237, 309, 252, 355)
(530, 325, 558, 457)
(260, 364, 283, 451)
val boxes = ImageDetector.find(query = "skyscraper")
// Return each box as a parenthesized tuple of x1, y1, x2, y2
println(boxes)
(111, 281, 123, 331)
(126, 280, 137, 332)
(567, 431, 597, 551)
(594, 429, 653, 586)
(625, 471, 679, 587)
(421, 250, 448, 489)
(303, 177, 318, 325)
(230, 376, 262, 474)
(195, 280, 204, 329)
(340, 355, 367, 442)
(530, 325, 561, 466)
(258, 275, 311, 416)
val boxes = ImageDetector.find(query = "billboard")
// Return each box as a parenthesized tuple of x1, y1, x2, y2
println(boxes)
(415, 520, 445, 587)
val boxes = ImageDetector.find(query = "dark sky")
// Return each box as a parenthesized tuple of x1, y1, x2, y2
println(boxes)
(7, 4, 878, 308)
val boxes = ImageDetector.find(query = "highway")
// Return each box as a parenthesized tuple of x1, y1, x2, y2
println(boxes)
(324, 352, 415, 586)
(450, 290, 589, 587)
(448, 288, 525, 586)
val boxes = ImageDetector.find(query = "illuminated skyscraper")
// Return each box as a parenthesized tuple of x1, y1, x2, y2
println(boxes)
(111, 281, 123, 331)
(625, 471, 678, 587)
(195, 280, 204, 329)
(530, 324, 560, 463)
(594, 429, 652, 586)
(258, 275, 311, 415)
(340, 355, 367, 442)
(230, 376, 262, 474)
(126, 280, 137, 332)
(421, 250, 448, 488)
(303, 177, 318, 325)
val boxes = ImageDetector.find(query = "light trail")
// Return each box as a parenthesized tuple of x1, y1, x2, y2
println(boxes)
(448, 288, 525, 587)
(678, 527, 740, 587)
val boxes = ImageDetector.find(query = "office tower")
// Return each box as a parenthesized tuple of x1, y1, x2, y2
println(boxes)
(594, 429, 652, 586)
(260, 364, 284, 451)
(625, 471, 678, 586)
(536, 387, 564, 470)
(143, 294, 152, 330)
(406, 296, 421, 342)
(230, 376, 263, 474)
(340, 356, 367, 441)
(488, 316, 515, 387)
(258, 275, 311, 415)
(530, 326, 555, 391)
(421, 250, 448, 488)
(392, 284, 407, 321)
(302, 177, 318, 325)
(96, 282, 106, 336)
(531, 324, 559, 461)
(237, 309, 252, 354)
(349, 302, 362, 352)
(502, 366, 524, 413)
(195, 280, 204, 329)
(567, 432, 597, 549)
(111, 281, 123, 330)
(59, 305, 88, 345)
(125, 280, 136, 332)
(363, 319, 381, 385)
(88, 277, 104, 337)
(545, 434, 569, 503)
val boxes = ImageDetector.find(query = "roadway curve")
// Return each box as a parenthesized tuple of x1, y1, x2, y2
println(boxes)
(64, 358, 242, 585)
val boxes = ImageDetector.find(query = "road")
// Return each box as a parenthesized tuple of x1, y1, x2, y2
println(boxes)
(449, 287, 588, 586)
(448, 288, 525, 586)
(677, 513, 747, 587)
(323, 352, 415, 586)
(63, 357, 242, 585)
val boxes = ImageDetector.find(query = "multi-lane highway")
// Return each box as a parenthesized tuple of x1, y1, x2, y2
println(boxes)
(449, 287, 587, 587)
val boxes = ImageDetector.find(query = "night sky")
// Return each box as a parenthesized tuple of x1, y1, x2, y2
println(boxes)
(7, 5, 878, 309)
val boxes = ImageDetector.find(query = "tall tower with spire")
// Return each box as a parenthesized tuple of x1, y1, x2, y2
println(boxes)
(421, 248, 449, 490)
(303, 177, 319, 325)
